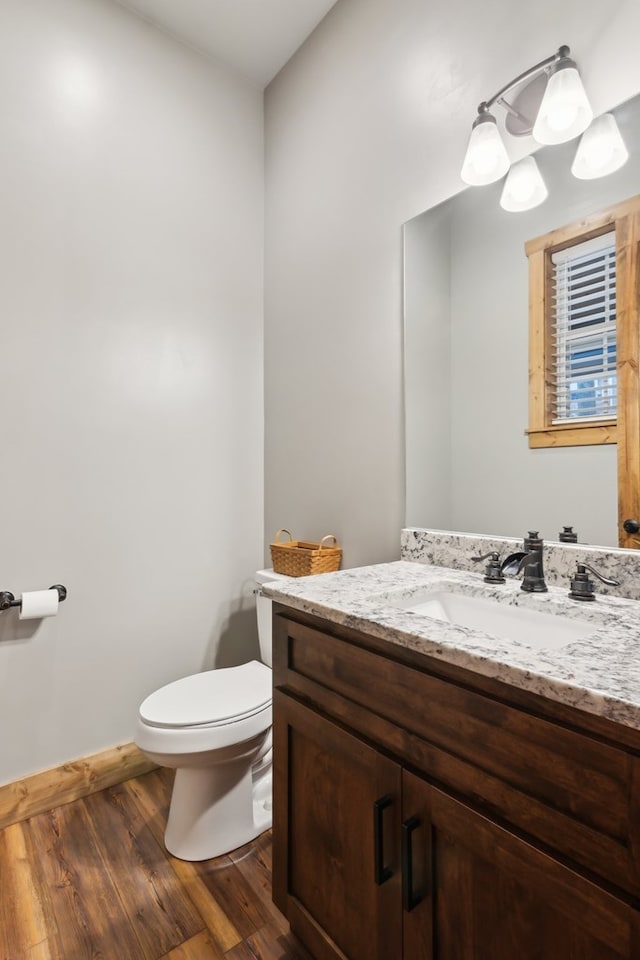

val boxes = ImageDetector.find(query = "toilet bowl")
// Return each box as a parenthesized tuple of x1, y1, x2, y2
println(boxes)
(134, 568, 286, 861)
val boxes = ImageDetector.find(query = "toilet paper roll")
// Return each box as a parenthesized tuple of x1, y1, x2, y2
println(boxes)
(19, 589, 59, 620)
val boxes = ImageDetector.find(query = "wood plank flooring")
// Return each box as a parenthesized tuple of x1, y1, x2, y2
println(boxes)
(0, 767, 310, 960)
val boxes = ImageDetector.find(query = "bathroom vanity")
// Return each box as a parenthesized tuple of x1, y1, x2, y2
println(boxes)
(266, 559, 640, 960)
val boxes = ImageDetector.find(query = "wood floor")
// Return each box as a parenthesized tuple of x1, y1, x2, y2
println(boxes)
(0, 767, 310, 960)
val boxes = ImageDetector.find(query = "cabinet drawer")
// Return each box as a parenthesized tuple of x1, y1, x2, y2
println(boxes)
(274, 611, 640, 897)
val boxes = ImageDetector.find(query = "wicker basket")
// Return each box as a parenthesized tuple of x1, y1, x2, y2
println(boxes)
(270, 529, 342, 578)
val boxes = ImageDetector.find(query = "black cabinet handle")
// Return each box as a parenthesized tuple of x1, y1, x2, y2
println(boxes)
(623, 519, 640, 534)
(373, 795, 393, 885)
(402, 816, 423, 911)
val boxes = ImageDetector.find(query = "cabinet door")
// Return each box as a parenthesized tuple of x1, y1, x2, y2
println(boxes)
(273, 690, 402, 960)
(402, 770, 639, 960)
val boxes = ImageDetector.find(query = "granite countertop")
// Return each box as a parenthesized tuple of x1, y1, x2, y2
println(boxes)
(263, 560, 640, 730)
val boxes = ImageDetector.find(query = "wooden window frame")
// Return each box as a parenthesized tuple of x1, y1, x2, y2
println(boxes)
(525, 195, 640, 451)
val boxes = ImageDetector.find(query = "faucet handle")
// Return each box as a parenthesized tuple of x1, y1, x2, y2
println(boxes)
(569, 562, 620, 601)
(471, 551, 505, 584)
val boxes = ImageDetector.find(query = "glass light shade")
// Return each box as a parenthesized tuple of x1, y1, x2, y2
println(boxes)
(532, 63, 593, 144)
(571, 113, 629, 179)
(500, 157, 548, 212)
(461, 113, 510, 186)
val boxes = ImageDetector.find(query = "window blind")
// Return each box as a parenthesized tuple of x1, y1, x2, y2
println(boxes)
(551, 231, 617, 424)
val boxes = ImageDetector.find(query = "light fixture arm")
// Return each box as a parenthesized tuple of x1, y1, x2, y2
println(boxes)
(476, 45, 570, 116)
(496, 96, 531, 127)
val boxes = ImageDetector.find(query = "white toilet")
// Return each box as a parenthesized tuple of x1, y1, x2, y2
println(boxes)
(134, 569, 286, 861)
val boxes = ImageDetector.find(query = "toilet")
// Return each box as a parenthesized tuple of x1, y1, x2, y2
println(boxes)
(134, 569, 286, 861)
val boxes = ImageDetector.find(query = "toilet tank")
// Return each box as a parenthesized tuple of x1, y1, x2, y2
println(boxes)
(255, 569, 289, 668)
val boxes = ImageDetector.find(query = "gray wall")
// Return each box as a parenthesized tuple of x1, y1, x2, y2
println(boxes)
(264, 0, 640, 569)
(0, 0, 264, 783)
(403, 209, 452, 528)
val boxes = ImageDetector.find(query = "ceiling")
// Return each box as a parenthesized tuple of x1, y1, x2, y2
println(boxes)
(117, 0, 339, 87)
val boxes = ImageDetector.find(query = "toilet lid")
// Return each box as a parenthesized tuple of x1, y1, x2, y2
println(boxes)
(139, 661, 272, 728)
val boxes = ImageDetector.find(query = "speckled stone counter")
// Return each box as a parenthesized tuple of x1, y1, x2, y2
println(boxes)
(263, 560, 640, 730)
(401, 527, 640, 600)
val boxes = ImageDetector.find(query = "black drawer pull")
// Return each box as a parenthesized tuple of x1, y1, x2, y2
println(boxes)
(373, 795, 393, 885)
(402, 816, 423, 911)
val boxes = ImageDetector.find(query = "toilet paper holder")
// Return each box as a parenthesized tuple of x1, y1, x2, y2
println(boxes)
(0, 584, 67, 612)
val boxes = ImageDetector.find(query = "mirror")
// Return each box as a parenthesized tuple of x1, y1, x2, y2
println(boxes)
(403, 92, 640, 548)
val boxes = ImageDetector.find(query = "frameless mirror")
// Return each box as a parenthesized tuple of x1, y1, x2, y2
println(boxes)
(403, 92, 640, 548)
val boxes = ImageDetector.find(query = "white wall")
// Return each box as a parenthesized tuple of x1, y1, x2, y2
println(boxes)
(0, 0, 264, 783)
(264, 0, 640, 568)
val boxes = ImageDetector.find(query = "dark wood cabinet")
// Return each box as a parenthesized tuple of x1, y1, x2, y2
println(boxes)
(273, 691, 401, 960)
(404, 770, 634, 960)
(272, 605, 640, 960)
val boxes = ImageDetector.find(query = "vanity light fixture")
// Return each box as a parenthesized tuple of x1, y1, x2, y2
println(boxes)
(461, 46, 592, 187)
(459, 44, 630, 208)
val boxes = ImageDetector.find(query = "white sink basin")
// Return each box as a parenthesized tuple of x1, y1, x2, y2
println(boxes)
(387, 589, 597, 649)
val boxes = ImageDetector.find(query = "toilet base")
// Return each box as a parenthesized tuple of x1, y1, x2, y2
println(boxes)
(164, 737, 272, 861)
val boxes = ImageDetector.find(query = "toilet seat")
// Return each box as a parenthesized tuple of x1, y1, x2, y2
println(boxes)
(140, 661, 271, 729)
